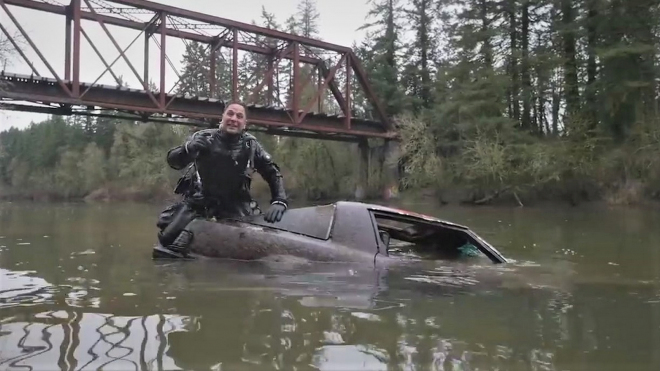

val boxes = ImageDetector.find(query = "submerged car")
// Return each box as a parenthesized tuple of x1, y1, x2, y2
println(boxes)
(152, 201, 508, 264)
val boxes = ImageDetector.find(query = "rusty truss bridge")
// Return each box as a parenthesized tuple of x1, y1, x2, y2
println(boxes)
(0, 0, 397, 142)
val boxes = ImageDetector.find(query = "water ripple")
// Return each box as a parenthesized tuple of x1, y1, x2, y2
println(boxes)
(0, 268, 56, 308)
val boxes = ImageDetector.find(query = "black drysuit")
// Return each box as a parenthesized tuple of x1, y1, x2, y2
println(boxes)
(156, 128, 287, 248)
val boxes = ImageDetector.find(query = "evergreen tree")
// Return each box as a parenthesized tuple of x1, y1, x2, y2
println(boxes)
(358, 0, 407, 116)
(296, 0, 320, 38)
(400, 0, 437, 111)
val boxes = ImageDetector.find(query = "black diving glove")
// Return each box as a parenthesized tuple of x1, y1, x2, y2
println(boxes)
(185, 135, 211, 157)
(264, 201, 287, 223)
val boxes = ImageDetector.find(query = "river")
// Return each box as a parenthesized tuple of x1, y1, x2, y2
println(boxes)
(1, 199, 659, 370)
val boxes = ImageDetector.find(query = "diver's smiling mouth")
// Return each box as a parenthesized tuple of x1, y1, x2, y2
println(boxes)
(225, 120, 239, 129)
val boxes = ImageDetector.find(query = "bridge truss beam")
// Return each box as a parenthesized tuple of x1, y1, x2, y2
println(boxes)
(0, 0, 397, 142)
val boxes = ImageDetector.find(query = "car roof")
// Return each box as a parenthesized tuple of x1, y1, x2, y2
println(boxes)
(342, 201, 469, 229)
(243, 201, 507, 263)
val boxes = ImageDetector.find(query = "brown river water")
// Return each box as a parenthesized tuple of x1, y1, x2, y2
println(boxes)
(1, 199, 659, 370)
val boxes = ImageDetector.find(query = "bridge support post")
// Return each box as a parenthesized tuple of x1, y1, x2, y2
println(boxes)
(144, 31, 149, 84)
(381, 139, 401, 200)
(71, 0, 80, 96)
(354, 139, 370, 201)
(64, 5, 71, 80)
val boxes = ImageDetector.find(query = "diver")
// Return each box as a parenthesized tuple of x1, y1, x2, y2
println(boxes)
(156, 101, 288, 255)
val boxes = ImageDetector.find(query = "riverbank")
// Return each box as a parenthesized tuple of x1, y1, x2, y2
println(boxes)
(4, 181, 660, 211)
(3, 116, 660, 211)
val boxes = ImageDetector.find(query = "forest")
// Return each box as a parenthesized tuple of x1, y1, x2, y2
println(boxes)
(1, 0, 659, 206)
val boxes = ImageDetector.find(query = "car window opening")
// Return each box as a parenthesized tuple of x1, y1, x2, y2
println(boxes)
(373, 213, 481, 260)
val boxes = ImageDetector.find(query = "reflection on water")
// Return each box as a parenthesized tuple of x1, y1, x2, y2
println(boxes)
(0, 265, 196, 371)
(0, 269, 55, 308)
(312, 345, 388, 371)
(1, 201, 660, 370)
(0, 310, 194, 370)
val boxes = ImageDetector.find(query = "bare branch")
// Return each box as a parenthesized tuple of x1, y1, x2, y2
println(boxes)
(0, 30, 25, 69)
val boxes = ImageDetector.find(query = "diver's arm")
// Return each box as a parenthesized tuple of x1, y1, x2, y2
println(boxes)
(253, 140, 288, 206)
(166, 144, 195, 170)
(166, 131, 212, 170)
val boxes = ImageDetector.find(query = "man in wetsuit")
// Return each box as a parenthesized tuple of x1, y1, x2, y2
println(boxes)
(156, 101, 288, 255)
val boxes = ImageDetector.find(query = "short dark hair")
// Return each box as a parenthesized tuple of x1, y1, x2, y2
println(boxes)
(226, 99, 246, 106)
(224, 100, 246, 110)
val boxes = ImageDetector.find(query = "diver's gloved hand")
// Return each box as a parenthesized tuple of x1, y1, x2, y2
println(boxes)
(264, 201, 287, 223)
(185, 135, 211, 157)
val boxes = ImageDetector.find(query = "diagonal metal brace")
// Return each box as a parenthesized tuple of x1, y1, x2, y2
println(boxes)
(0, 21, 40, 76)
(80, 27, 122, 86)
(79, 15, 157, 98)
(0, 0, 72, 96)
(82, 0, 160, 108)
(298, 53, 347, 125)
(246, 43, 293, 105)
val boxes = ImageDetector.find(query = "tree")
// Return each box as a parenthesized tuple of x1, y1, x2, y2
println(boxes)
(400, 0, 438, 112)
(358, 0, 407, 116)
(296, 0, 320, 38)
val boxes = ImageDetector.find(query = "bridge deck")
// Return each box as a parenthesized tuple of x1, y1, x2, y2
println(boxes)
(1, 72, 394, 141)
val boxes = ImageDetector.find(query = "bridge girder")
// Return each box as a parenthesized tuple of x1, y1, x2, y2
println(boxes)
(0, 0, 398, 142)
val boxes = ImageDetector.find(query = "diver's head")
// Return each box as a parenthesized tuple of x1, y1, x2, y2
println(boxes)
(219, 101, 247, 135)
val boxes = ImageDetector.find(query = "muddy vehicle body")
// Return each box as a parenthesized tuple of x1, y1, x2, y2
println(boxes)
(152, 201, 508, 264)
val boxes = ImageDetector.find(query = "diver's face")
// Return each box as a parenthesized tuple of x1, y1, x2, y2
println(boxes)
(221, 104, 246, 134)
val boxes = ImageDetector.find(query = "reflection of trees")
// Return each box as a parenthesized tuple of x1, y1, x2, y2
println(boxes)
(214, 267, 659, 371)
(158, 264, 395, 370)
(552, 283, 660, 371)
(0, 310, 195, 370)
